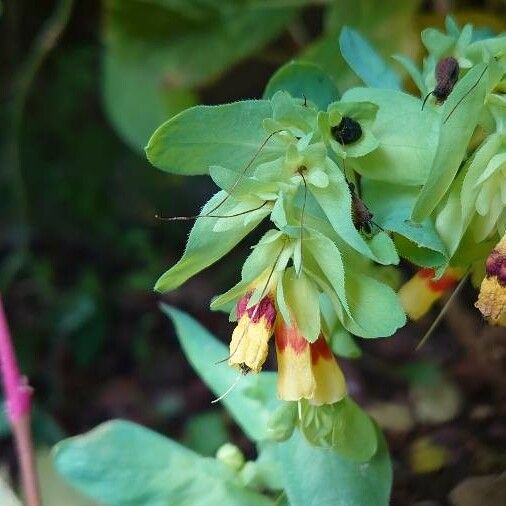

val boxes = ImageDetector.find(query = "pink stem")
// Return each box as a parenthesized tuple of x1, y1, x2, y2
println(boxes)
(0, 295, 40, 506)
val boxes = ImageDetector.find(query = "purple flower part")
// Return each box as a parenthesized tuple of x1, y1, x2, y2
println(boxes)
(236, 292, 277, 328)
(486, 250, 505, 278)
(498, 264, 506, 287)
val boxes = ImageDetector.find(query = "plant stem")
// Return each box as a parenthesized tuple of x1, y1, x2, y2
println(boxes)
(0, 296, 40, 506)
(2, 0, 74, 250)
(13, 417, 40, 506)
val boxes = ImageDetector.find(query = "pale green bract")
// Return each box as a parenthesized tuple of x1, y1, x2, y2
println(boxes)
(149, 86, 411, 339)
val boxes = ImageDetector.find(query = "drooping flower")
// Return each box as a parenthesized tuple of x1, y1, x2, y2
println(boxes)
(398, 268, 461, 320)
(275, 321, 346, 406)
(475, 233, 506, 325)
(228, 291, 277, 373)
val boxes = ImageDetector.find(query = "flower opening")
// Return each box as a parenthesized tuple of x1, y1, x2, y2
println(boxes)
(275, 322, 346, 406)
(228, 291, 276, 373)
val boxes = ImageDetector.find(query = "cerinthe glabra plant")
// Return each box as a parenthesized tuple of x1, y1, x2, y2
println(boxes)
(145, 16, 506, 458)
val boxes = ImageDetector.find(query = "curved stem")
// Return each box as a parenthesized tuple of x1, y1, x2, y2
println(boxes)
(3, 0, 74, 248)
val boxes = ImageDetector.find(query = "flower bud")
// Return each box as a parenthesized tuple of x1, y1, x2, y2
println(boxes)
(399, 268, 460, 320)
(267, 402, 297, 442)
(216, 443, 245, 472)
(476, 233, 506, 324)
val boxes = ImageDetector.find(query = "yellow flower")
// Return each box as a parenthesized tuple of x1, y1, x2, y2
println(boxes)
(275, 322, 346, 406)
(399, 267, 460, 320)
(228, 292, 277, 373)
(475, 233, 506, 325)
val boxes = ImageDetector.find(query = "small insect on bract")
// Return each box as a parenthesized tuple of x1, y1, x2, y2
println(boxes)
(348, 182, 375, 235)
(331, 116, 363, 145)
(422, 56, 460, 109)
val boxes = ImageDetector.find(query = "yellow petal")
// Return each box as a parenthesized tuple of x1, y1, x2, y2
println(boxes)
(475, 276, 506, 322)
(476, 232, 506, 323)
(310, 336, 347, 406)
(275, 323, 315, 401)
(399, 268, 459, 320)
(229, 316, 271, 373)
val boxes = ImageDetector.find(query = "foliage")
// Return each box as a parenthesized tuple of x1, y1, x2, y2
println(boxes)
(53, 308, 393, 505)
(1, 1, 505, 505)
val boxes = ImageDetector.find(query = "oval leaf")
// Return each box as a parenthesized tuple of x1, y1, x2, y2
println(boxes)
(264, 61, 340, 111)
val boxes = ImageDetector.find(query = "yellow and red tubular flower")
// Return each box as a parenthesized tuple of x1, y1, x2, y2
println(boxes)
(275, 322, 346, 406)
(228, 292, 277, 373)
(399, 267, 460, 320)
(475, 233, 506, 325)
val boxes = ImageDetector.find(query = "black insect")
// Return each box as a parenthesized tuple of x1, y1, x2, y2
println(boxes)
(239, 363, 252, 375)
(348, 182, 375, 234)
(422, 56, 460, 109)
(332, 116, 362, 145)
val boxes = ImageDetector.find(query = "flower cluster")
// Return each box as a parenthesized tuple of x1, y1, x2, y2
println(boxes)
(146, 16, 506, 453)
(395, 18, 506, 321)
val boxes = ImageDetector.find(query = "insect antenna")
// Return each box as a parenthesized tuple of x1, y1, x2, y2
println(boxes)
(421, 91, 433, 110)
(155, 201, 269, 222)
(415, 272, 469, 350)
(155, 129, 283, 222)
(206, 129, 284, 215)
(211, 372, 243, 404)
(297, 168, 308, 273)
(371, 219, 384, 232)
(215, 240, 286, 365)
(443, 64, 488, 124)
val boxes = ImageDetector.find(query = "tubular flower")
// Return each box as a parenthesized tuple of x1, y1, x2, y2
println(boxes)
(275, 322, 346, 406)
(398, 268, 460, 320)
(228, 292, 276, 373)
(475, 233, 506, 325)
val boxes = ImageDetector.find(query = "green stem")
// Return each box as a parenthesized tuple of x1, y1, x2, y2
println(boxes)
(3, 0, 74, 248)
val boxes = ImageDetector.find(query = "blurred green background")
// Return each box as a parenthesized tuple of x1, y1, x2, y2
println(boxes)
(1, 1, 505, 503)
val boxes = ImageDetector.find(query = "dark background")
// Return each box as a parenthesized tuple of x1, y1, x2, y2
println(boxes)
(1, 1, 505, 503)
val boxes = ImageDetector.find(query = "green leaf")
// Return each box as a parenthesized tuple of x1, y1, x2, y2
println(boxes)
(263, 61, 340, 111)
(282, 267, 320, 342)
(275, 427, 392, 506)
(436, 133, 504, 255)
(183, 411, 229, 456)
(342, 88, 440, 185)
(209, 165, 275, 198)
(146, 100, 283, 175)
(339, 27, 401, 90)
(304, 229, 349, 316)
(302, 0, 419, 93)
(330, 325, 361, 359)
(103, 0, 297, 151)
(331, 398, 378, 461)
(411, 63, 488, 222)
(53, 420, 273, 506)
(155, 191, 269, 292)
(299, 398, 377, 462)
(361, 180, 448, 267)
(103, 49, 197, 153)
(37, 450, 98, 506)
(311, 174, 398, 265)
(162, 305, 280, 441)
(392, 54, 425, 94)
(341, 271, 406, 338)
